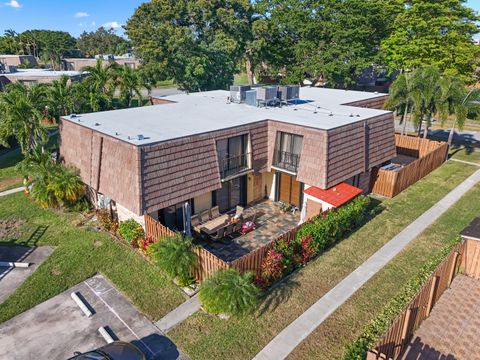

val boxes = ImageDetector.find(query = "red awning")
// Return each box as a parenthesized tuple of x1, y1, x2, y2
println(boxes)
(304, 182, 363, 208)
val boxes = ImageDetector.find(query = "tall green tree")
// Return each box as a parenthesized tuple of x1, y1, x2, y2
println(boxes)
(19, 30, 76, 69)
(125, 0, 253, 91)
(81, 58, 118, 108)
(381, 0, 480, 82)
(0, 83, 48, 154)
(254, 0, 404, 87)
(46, 75, 76, 121)
(0, 29, 20, 54)
(77, 27, 130, 58)
(384, 71, 414, 135)
(114, 65, 150, 108)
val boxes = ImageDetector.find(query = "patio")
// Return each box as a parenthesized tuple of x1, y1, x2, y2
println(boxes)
(194, 200, 300, 262)
(402, 274, 480, 360)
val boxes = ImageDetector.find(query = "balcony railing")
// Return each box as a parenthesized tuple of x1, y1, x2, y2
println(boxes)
(273, 149, 300, 173)
(219, 152, 251, 179)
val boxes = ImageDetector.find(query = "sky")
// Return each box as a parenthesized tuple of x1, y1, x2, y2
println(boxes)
(0, 0, 479, 39)
(0, 0, 144, 37)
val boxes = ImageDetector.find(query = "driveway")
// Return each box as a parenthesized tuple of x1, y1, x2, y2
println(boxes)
(0, 245, 54, 304)
(0, 274, 187, 360)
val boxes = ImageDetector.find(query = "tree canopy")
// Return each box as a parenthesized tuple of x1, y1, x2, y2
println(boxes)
(381, 0, 480, 82)
(125, 0, 254, 91)
(77, 27, 131, 58)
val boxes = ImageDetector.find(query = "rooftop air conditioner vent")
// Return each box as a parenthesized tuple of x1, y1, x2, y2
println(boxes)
(94, 122, 100, 126)
(70, 113, 77, 118)
(136, 134, 145, 141)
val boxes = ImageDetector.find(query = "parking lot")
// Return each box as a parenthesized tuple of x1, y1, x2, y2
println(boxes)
(0, 245, 54, 303)
(0, 274, 186, 360)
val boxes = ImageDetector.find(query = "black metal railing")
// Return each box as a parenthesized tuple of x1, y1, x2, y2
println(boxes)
(219, 152, 251, 179)
(273, 149, 300, 173)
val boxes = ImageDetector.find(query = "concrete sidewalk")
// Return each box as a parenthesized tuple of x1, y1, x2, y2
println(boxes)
(0, 187, 23, 197)
(253, 169, 480, 360)
(155, 295, 200, 333)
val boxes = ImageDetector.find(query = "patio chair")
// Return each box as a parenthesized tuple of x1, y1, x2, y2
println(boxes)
(191, 214, 200, 228)
(211, 226, 226, 241)
(233, 220, 242, 233)
(225, 223, 234, 237)
(210, 205, 220, 219)
(200, 209, 210, 223)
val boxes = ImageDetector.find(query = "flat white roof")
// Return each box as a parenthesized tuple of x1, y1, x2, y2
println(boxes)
(4, 69, 84, 77)
(62, 88, 391, 146)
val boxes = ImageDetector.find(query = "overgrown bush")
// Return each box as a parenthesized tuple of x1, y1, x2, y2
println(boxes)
(342, 236, 462, 360)
(97, 208, 118, 233)
(118, 219, 144, 242)
(147, 234, 197, 286)
(199, 268, 259, 316)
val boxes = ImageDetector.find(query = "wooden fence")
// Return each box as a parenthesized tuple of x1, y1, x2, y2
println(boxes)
(367, 241, 468, 360)
(370, 135, 449, 198)
(144, 214, 311, 281)
(145, 214, 176, 239)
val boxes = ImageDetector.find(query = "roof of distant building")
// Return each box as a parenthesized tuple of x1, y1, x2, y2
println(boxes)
(62, 87, 391, 146)
(2, 69, 84, 77)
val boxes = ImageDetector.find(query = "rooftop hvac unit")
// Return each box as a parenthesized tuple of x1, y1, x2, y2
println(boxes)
(245, 89, 257, 107)
(256, 86, 278, 102)
(230, 85, 251, 103)
(278, 85, 300, 101)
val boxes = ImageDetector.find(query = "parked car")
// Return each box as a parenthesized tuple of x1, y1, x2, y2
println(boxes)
(67, 341, 146, 360)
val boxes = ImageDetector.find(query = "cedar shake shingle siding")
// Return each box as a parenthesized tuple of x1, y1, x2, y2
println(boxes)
(140, 121, 269, 214)
(59, 120, 142, 214)
(343, 95, 388, 110)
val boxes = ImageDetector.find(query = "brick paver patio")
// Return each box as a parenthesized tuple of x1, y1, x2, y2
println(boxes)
(403, 274, 480, 360)
(195, 200, 300, 262)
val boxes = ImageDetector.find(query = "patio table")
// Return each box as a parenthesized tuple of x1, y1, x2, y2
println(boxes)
(200, 214, 230, 235)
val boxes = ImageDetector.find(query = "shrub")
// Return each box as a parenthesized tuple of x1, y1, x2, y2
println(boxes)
(97, 209, 118, 233)
(296, 196, 371, 254)
(147, 234, 197, 286)
(260, 249, 286, 287)
(138, 236, 154, 255)
(118, 219, 144, 242)
(199, 268, 259, 316)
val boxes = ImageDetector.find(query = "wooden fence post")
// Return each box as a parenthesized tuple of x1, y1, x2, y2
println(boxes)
(448, 251, 460, 287)
(401, 308, 412, 344)
(426, 276, 439, 317)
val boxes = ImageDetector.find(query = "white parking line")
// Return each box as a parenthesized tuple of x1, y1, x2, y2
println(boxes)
(83, 280, 156, 357)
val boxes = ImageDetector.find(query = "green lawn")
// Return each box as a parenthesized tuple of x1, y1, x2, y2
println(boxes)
(169, 161, 478, 360)
(449, 146, 480, 165)
(289, 176, 480, 359)
(0, 192, 184, 324)
(0, 149, 24, 192)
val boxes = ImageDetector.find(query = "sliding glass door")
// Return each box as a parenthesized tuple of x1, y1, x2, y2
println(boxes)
(215, 175, 247, 213)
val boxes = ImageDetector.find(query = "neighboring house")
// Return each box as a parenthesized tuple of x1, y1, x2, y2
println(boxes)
(0, 68, 87, 88)
(0, 54, 38, 68)
(59, 87, 395, 229)
(62, 55, 140, 71)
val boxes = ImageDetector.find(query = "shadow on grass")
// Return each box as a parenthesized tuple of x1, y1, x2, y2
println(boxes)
(0, 225, 48, 247)
(257, 276, 300, 316)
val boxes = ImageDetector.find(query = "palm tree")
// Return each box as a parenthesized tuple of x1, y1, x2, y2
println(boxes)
(0, 83, 48, 154)
(82, 58, 118, 99)
(409, 67, 441, 138)
(385, 72, 413, 135)
(438, 79, 480, 145)
(114, 65, 149, 108)
(47, 75, 75, 121)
